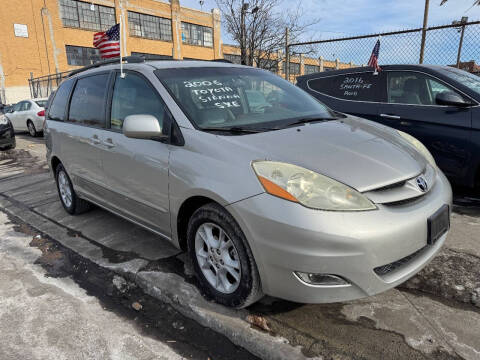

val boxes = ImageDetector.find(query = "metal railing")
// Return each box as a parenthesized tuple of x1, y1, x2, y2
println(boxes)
(285, 20, 480, 79)
(28, 71, 70, 99)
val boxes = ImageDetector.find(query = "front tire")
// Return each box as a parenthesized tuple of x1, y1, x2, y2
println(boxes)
(27, 120, 38, 137)
(187, 203, 262, 308)
(55, 164, 91, 215)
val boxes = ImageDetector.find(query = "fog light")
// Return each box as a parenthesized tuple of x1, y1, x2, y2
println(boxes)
(294, 272, 350, 286)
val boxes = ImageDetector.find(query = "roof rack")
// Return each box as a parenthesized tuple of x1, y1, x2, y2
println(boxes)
(67, 56, 234, 78)
(67, 56, 145, 77)
(210, 59, 232, 63)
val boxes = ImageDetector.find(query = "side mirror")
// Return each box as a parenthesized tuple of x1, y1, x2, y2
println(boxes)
(435, 91, 472, 107)
(122, 114, 168, 140)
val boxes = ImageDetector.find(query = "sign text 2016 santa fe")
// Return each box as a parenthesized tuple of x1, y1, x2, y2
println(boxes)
(184, 80, 241, 109)
(340, 77, 372, 97)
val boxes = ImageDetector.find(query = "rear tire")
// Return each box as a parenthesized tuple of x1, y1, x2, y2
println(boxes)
(55, 164, 91, 215)
(27, 120, 38, 137)
(187, 202, 263, 308)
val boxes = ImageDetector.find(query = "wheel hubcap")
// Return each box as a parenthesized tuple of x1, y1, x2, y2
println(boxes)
(195, 222, 241, 294)
(28, 123, 35, 136)
(58, 171, 72, 208)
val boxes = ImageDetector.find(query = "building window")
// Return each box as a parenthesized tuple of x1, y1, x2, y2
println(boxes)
(66, 45, 101, 66)
(181, 22, 213, 47)
(59, 0, 115, 31)
(131, 52, 172, 60)
(223, 53, 241, 64)
(283, 62, 300, 75)
(304, 64, 320, 75)
(127, 11, 172, 41)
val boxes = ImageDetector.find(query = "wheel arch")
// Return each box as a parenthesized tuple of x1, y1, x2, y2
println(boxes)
(176, 195, 221, 251)
(50, 156, 62, 175)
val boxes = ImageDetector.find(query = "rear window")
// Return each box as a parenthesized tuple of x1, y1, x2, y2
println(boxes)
(308, 72, 383, 102)
(48, 79, 74, 121)
(35, 100, 47, 108)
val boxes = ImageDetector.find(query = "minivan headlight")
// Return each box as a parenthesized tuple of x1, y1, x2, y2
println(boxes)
(397, 130, 436, 168)
(252, 161, 376, 211)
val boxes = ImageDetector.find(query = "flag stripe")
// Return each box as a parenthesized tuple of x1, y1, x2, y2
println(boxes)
(368, 39, 381, 72)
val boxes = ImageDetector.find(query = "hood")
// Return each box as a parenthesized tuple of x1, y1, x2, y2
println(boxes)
(220, 116, 426, 192)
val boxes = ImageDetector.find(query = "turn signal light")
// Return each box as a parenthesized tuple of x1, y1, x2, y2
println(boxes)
(37, 110, 45, 117)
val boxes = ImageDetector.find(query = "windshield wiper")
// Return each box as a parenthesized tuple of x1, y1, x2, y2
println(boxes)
(285, 117, 337, 128)
(200, 126, 264, 134)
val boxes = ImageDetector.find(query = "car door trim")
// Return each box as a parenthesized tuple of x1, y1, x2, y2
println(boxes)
(306, 69, 479, 107)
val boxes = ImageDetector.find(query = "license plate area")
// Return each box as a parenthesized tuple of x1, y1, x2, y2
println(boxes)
(427, 204, 450, 245)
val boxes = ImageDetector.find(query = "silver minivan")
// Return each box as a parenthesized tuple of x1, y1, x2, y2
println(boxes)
(45, 59, 452, 308)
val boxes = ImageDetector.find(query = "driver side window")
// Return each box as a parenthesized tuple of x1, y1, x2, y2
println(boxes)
(110, 72, 167, 131)
(387, 71, 464, 106)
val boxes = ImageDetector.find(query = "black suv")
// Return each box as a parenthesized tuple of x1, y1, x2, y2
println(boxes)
(297, 65, 480, 189)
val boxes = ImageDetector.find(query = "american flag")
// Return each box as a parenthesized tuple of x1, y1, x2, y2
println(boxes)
(93, 24, 120, 59)
(367, 39, 381, 72)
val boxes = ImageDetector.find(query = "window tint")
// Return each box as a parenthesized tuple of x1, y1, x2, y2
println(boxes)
(308, 72, 382, 101)
(13, 103, 22, 112)
(48, 79, 74, 121)
(68, 74, 109, 127)
(110, 72, 167, 131)
(24, 102, 32, 111)
(387, 71, 464, 105)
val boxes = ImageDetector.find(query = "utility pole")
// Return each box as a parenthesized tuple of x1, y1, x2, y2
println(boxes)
(454, 16, 468, 68)
(285, 27, 289, 81)
(419, 0, 429, 64)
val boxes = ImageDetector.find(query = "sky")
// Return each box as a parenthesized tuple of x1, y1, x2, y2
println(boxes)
(180, 0, 480, 65)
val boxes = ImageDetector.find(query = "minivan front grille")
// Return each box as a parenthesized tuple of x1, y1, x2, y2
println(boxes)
(374, 246, 427, 277)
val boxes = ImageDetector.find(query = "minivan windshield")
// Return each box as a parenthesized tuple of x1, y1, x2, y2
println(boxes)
(440, 67, 480, 96)
(156, 67, 335, 131)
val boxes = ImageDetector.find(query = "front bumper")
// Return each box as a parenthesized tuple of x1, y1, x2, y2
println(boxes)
(227, 170, 452, 303)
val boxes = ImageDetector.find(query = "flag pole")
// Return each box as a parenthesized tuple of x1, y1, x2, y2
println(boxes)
(119, 4, 125, 78)
(373, 36, 381, 76)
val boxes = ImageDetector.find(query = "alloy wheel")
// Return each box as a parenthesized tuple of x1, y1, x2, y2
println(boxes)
(58, 170, 72, 208)
(28, 122, 36, 136)
(195, 222, 241, 294)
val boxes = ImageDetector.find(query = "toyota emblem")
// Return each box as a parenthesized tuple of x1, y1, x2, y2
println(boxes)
(416, 176, 428, 192)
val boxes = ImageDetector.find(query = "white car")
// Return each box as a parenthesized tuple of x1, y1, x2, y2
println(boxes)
(6, 98, 47, 137)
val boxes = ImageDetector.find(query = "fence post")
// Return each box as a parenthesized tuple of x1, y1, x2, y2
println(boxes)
(319, 56, 324, 72)
(285, 27, 290, 81)
(335, 58, 339, 69)
(455, 18, 468, 68)
(419, 0, 429, 64)
(29, 72, 34, 99)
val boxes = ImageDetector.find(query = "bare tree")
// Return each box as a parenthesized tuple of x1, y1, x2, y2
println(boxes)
(216, 0, 317, 72)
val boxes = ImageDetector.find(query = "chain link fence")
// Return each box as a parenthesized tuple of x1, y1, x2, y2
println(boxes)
(287, 20, 480, 75)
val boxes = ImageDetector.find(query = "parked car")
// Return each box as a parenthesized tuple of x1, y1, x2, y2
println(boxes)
(297, 65, 480, 189)
(0, 114, 16, 150)
(5, 98, 47, 137)
(45, 59, 451, 308)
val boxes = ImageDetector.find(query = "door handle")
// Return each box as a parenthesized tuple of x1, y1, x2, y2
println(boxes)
(102, 137, 115, 148)
(90, 134, 101, 145)
(400, 121, 412, 126)
(380, 113, 401, 120)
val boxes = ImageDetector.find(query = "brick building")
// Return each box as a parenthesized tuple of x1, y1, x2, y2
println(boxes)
(0, 0, 222, 103)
